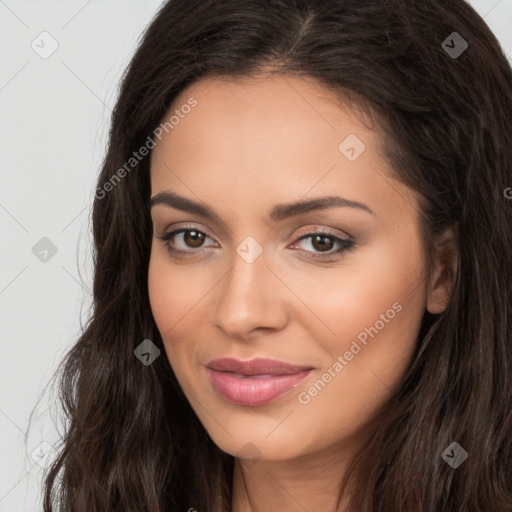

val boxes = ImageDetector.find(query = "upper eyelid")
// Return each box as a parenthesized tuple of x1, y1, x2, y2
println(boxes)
(160, 222, 350, 238)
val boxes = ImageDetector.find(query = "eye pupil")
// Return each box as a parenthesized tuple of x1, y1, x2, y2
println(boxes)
(312, 235, 334, 252)
(184, 230, 205, 247)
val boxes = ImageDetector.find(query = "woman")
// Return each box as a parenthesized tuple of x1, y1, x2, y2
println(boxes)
(41, 0, 512, 510)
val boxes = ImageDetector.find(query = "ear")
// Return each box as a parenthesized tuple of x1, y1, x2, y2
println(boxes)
(426, 224, 459, 314)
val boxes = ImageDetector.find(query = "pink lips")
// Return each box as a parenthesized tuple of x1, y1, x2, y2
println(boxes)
(205, 357, 314, 406)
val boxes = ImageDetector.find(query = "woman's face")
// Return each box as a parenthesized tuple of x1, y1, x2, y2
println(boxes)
(148, 73, 441, 463)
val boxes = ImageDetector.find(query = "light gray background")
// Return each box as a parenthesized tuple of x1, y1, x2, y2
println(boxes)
(0, 0, 510, 509)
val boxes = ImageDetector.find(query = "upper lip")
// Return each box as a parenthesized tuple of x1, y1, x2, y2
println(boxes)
(205, 357, 314, 376)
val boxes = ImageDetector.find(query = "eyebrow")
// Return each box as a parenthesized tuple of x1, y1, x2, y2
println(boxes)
(148, 191, 375, 222)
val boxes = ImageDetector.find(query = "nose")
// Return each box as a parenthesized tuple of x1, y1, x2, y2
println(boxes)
(213, 247, 289, 340)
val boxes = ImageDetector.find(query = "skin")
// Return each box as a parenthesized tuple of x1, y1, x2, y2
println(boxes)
(148, 73, 456, 512)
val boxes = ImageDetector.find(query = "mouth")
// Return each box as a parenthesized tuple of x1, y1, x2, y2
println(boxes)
(205, 357, 314, 406)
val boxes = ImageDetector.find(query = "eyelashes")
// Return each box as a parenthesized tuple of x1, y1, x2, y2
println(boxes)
(157, 227, 355, 260)
(288, 232, 355, 259)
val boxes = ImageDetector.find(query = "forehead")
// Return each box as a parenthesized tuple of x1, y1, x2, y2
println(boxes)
(149, 73, 417, 226)
(151, 73, 382, 175)
(163, 72, 377, 147)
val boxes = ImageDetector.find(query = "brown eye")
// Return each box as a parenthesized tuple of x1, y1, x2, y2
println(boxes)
(310, 234, 334, 252)
(183, 230, 206, 248)
(290, 231, 355, 259)
(159, 228, 216, 254)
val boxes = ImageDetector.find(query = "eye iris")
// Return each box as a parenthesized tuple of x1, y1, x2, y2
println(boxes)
(184, 230, 205, 248)
(311, 235, 334, 252)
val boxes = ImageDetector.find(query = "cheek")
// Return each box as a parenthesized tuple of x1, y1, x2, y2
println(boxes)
(317, 260, 425, 359)
(148, 244, 230, 396)
(297, 224, 427, 357)
(292, 235, 427, 434)
(148, 246, 218, 382)
(148, 240, 214, 330)
(148, 254, 181, 335)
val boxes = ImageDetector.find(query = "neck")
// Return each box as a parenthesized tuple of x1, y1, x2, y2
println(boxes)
(230, 440, 361, 512)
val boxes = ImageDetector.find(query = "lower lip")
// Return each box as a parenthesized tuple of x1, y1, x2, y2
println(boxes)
(206, 368, 313, 406)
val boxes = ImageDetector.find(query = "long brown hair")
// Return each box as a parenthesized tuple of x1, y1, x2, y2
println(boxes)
(38, 0, 512, 510)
